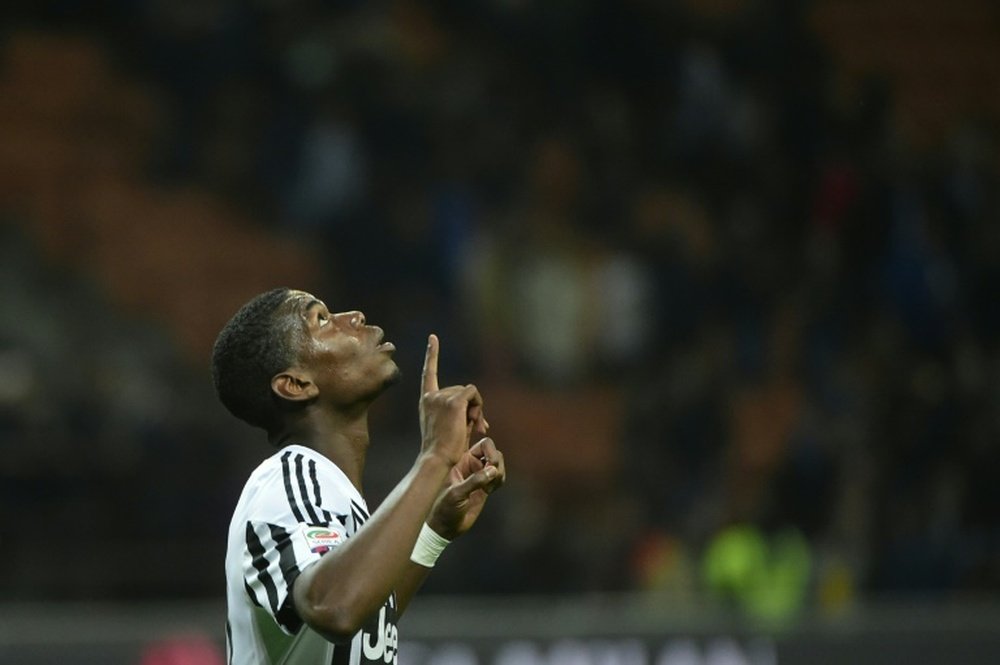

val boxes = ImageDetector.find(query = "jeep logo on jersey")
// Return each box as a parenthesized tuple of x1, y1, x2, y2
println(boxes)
(362, 604, 399, 664)
(305, 526, 344, 554)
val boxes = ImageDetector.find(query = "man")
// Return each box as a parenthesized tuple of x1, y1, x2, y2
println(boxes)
(212, 288, 506, 665)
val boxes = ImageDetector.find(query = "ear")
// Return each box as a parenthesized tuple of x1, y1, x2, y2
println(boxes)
(271, 370, 319, 402)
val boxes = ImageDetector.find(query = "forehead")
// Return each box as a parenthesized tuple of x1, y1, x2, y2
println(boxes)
(274, 292, 323, 346)
(283, 290, 324, 313)
(275, 292, 327, 336)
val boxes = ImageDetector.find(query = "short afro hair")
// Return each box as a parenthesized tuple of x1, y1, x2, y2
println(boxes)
(211, 287, 301, 434)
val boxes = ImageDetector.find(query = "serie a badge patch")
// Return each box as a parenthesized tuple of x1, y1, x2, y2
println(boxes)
(304, 526, 345, 554)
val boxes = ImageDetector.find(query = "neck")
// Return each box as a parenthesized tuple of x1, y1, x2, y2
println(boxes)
(271, 403, 371, 493)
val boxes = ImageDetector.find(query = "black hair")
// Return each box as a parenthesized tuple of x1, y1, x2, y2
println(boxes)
(211, 287, 300, 434)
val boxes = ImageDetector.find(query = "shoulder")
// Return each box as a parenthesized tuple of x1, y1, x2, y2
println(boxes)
(241, 447, 290, 498)
(230, 449, 290, 525)
(246, 445, 358, 527)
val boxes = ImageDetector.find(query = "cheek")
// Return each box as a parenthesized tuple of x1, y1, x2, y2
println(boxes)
(331, 348, 384, 385)
(316, 336, 362, 365)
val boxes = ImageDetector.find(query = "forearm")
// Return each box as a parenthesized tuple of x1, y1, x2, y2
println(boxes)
(292, 452, 450, 640)
(394, 561, 433, 618)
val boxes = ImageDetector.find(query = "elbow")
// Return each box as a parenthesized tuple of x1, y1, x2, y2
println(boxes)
(296, 594, 364, 643)
(292, 559, 381, 642)
(297, 594, 365, 643)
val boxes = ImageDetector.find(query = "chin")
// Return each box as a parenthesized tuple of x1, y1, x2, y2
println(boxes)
(382, 363, 402, 388)
(361, 360, 401, 402)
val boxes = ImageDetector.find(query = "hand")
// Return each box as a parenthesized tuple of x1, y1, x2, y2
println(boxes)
(418, 334, 486, 466)
(427, 437, 506, 540)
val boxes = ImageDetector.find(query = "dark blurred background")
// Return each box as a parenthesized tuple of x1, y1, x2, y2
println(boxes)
(1, 0, 999, 636)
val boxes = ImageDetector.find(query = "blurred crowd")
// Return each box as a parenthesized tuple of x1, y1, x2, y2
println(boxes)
(2, 0, 999, 620)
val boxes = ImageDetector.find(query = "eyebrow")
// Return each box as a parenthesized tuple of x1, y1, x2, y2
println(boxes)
(303, 299, 322, 313)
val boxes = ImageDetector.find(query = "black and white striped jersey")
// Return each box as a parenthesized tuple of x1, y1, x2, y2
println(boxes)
(225, 444, 398, 665)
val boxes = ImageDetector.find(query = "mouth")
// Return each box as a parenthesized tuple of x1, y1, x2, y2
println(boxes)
(373, 326, 395, 352)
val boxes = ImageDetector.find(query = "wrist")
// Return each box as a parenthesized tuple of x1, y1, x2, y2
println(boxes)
(410, 522, 451, 568)
(425, 513, 458, 541)
(416, 449, 457, 474)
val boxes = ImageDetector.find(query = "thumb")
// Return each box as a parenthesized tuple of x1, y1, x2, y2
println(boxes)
(452, 464, 498, 499)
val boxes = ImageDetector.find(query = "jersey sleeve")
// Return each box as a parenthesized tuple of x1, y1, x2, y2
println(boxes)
(241, 450, 350, 635)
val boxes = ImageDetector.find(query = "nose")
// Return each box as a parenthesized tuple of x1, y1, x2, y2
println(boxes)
(344, 311, 365, 328)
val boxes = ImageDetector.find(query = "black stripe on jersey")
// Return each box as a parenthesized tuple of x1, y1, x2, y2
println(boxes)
(350, 499, 370, 531)
(275, 598, 302, 636)
(331, 641, 352, 665)
(309, 459, 323, 504)
(309, 459, 336, 524)
(268, 523, 301, 598)
(225, 619, 233, 665)
(281, 451, 306, 523)
(246, 522, 281, 618)
(295, 454, 322, 524)
(244, 579, 263, 608)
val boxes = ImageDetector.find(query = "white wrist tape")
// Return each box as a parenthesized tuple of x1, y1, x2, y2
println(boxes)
(410, 523, 451, 568)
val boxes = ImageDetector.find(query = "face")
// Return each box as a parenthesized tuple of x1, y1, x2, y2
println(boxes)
(282, 291, 400, 406)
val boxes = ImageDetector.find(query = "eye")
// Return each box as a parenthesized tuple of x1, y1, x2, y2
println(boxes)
(318, 311, 330, 326)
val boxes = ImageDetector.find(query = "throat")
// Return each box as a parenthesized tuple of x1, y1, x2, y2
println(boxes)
(272, 406, 372, 492)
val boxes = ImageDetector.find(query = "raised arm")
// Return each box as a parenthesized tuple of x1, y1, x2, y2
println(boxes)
(290, 335, 494, 641)
(394, 344, 506, 617)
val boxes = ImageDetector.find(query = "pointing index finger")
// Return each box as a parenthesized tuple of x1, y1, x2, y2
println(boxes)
(422, 334, 439, 394)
